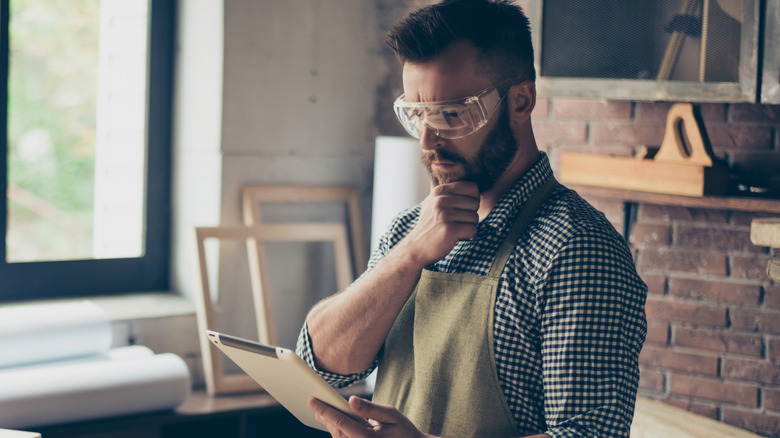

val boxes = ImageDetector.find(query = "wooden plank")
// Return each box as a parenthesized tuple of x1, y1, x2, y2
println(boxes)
(631, 396, 762, 438)
(560, 153, 728, 197)
(750, 218, 780, 247)
(568, 184, 780, 214)
(770, 257, 780, 282)
(653, 103, 714, 167)
(241, 185, 368, 277)
(194, 224, 354, 396)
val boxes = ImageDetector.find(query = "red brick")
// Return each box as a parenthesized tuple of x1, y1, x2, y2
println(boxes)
(635, 102, 675, 123)
(721, 406, 780, 437)
(590, 122, 665, 147)
(644, 297, 727, 327)
(638, 247, 727, 276)
(764, 284, 780, 310)
(532, 120, 587, 145)
(638, 368, 665, 392)
(730, 308, 780, 334)
(730, 253, 771, 281)
(639, 345, 718, 376)
(706, 124, 773, 151)
(698, 103, 727, 123)
(668, 278, 761, 305)
(641, 274, 666, 296)
(551, 99, 632, 121)
(637, 205, 729, 224)
(646, 321, 669, 345)
(669, 375, 759, 406)
(532, 98, 549, 118)
(730, 211, 780, 227)
(664, 398, 719, 420)
(721, 357, 780, 385)
(673, 326, 763, 357)
(630, 223, 671, 248)
(766, 387, 780, 411)
(674, 225, 756, 252)
(729, 103, 780, 123)
(769, 337, 780, 363)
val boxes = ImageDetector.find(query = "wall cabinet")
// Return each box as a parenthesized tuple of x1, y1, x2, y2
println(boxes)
(523, 0, 779, 103)
(762, 0, 780, 102)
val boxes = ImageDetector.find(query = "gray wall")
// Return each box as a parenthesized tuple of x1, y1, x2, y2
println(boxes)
(172, 1, 385, 349)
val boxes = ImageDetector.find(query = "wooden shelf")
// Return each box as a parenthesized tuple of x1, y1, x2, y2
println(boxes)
(569, 185, 780, 214)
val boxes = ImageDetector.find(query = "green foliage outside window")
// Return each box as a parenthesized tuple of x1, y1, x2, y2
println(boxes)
(7, 0, 99, 261)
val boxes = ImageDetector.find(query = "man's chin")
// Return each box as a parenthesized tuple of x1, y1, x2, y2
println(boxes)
(430, 171, 461, 186)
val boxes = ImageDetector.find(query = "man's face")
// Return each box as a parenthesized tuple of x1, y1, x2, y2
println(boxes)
(421, 102, 517, 192)
(401, 41, 518, 192)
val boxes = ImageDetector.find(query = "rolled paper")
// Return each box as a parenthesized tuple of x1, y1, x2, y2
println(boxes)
(0, 301, 112, 369)
(371, 136, 429, 253)
(0, 346, 191, 429)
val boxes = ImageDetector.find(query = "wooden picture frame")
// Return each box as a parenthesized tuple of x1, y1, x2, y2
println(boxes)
(241, 185, 367, 277)
(194, 223, 353, 395)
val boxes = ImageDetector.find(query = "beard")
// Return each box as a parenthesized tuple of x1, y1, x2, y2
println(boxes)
(421, 104, 518, 192)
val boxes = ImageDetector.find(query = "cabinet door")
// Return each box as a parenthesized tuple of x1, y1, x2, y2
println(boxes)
(528, 0, 761, 102)
(762, 0, 780, 103)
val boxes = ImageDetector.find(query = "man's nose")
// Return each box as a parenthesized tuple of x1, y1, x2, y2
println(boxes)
(419, 124, 445, 151)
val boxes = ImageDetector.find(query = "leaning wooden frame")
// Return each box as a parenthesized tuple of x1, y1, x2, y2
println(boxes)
(240, 185, 368, 278)
(194, 223, 354, 396)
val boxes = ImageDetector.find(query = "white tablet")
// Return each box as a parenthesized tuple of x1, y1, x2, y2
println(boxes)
(205, 330, 363, 431)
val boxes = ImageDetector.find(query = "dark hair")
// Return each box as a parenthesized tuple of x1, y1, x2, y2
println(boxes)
(385, 0, 536, 82)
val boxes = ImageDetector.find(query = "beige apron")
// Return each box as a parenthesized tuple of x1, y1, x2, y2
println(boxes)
(373, 177, 558, 437)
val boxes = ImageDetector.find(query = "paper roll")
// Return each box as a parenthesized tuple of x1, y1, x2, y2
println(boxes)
(0, 301, 112, 369)
(0, 347, 192, 429)
(105, 345, 155, 360)
(371, 136, 430, 253)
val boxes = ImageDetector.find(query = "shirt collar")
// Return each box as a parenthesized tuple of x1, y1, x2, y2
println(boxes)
(480, 151, 555, 233)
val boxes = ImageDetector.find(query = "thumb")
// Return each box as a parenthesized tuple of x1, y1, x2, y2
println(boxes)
(348, 396, 403, 424)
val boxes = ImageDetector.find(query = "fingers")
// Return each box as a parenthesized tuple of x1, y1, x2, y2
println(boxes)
(348, 396, 404, 425)
(431, 181, 479, 210)
(426, 182, 479, 226)
(308, 398, 371, 436)
(431, 181, 479, 205)
(402, 181, 481, 267)
(310, 397, 428, 438)
(427, 182, 480, 237)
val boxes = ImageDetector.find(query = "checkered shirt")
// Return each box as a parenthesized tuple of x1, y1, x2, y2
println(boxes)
(297, 152, 647, 437)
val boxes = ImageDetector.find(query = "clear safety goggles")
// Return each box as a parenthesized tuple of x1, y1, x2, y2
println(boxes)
(393, 80, 511, 140)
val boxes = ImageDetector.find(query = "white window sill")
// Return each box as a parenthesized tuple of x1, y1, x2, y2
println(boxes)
(3, 292, 196, 322)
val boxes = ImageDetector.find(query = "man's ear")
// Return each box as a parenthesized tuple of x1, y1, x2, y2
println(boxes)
(507, 80, 536, 123)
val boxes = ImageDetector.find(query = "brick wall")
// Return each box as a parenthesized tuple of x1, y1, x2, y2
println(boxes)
(533, 98, 780, 437)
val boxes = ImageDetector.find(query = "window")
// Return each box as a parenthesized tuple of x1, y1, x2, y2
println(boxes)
(1, 0, 174, 301)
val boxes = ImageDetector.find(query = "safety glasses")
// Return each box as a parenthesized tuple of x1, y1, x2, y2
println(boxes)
(393, 79, 512, 140)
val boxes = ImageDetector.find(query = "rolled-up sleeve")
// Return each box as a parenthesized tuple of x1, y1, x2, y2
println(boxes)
(295, 320, 378, 389)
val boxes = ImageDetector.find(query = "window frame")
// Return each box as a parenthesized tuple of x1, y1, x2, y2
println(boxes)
(0, 0, 175, 302)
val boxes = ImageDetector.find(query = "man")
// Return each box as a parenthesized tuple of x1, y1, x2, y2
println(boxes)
(297, 1, 647, 437)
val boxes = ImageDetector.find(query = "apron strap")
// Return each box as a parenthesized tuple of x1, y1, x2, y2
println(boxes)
(488, 177, 558, 277)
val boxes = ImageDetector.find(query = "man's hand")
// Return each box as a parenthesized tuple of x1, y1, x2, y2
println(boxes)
(309, 396, 433, 438)
(302, 181, 478, 375)
(399, 181, 480, 268)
